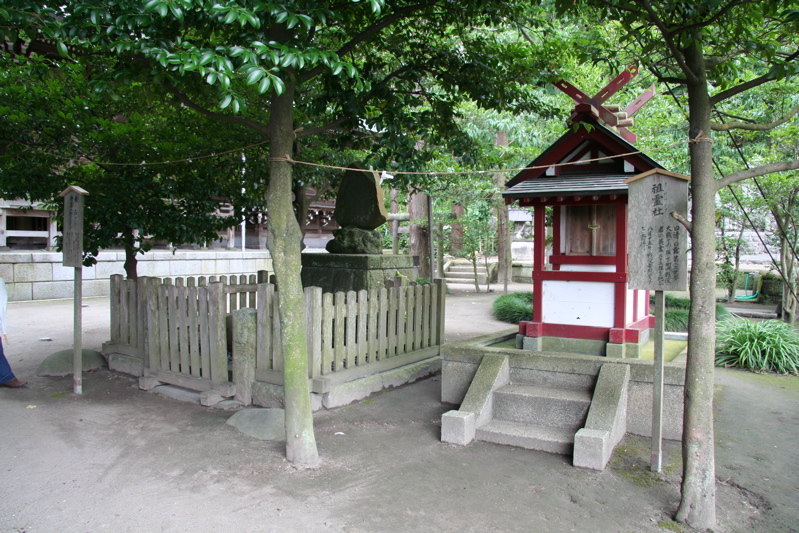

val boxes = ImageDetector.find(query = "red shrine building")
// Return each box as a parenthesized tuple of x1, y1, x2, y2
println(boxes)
(503, 96, 669, 358)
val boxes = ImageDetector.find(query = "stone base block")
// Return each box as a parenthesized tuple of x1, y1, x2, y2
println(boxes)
(108, 353, 144, 377)
(301, 253, 416, 293)
(200, 390, 225, 406)
(441, 410, 475, 445)
(138, 375, 160, 390)
(573, 428, 610, 470)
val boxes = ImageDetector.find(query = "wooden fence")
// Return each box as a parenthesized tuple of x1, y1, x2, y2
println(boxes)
(105, 273, 445, 399)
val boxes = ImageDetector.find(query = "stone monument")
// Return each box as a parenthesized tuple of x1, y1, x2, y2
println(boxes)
(301, 167, 416, 293)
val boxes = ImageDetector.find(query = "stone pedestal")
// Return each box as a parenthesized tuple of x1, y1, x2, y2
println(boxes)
(301, 253, 416, 294)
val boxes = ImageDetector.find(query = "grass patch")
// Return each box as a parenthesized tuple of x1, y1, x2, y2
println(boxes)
(492, 291, 533, 323)
(51, 391, 67, 398)
(657, 521, 684, 532)
(716, 319, 799, 374)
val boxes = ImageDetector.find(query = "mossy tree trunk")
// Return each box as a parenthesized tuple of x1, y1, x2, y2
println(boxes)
(267, 74, 319, 468)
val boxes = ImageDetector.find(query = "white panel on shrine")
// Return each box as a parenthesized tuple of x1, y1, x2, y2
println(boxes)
(542, 280, 615, 328)
(559, 264, 616, 273)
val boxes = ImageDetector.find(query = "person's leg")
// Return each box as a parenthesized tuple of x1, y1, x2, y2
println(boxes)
(0, 340, 16, 384)
(0, 339, 24, 387)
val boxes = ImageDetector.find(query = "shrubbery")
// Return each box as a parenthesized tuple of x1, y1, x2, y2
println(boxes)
(492, 292, 533, 323)
(652, 294, 731, 332)
(716, 319, 799, 374)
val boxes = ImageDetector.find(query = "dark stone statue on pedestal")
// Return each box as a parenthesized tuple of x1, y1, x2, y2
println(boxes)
(301, 167, 416, 293)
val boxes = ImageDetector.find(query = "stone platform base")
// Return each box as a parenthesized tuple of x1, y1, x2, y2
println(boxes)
(301, 253, 416, 293)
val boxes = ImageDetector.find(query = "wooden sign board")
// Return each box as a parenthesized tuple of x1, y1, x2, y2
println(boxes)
(60, 186, 89, 268)
(625, 170, 689, 291)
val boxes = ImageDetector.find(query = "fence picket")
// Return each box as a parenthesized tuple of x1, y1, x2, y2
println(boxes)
(198, 287, 211, 379)
(397, 285, 414, 355)
(356, 290, 367, 364)
(377, 288, 388, 360)
(208, 282, 228, 385)
(345, 291, 357, 368)
(110, 275, 121, 343)
(177, 284, 190, 374)
(414, 284, 424, 351)
(334, 292, 346, 371)
(187, 285, 201, 377)
(321, 292, 334, 374)
(256, 284, 269, 371)
(387, 286, 398, 358)
(366, 289, 378, 363)
(271, 287, 282, 372)
(305, 287, 322, 378)
(145, 278, 159, 371)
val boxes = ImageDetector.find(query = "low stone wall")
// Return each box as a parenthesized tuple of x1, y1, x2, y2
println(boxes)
(511, 262, 533, 284)
(0, 250, 273, 301)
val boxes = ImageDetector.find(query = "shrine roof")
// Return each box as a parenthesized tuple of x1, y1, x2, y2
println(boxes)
(505, 116, 662, 189)
(502, 173, 631, 199)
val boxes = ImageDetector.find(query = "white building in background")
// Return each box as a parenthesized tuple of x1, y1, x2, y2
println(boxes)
(0, 198, 58, 250)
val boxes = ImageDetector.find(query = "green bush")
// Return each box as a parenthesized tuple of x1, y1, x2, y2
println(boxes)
(664, 309, 689, 332)
(760, 273, 784, 304)
(651, 294, 731, 332)
(716, 319, 799, 374)
(492, 292, 533, 323)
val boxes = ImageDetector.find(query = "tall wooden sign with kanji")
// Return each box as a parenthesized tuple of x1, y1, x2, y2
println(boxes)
(626, 170, 690, 291)
(60, 185, 89, 394)
(624, 169, 689, 473)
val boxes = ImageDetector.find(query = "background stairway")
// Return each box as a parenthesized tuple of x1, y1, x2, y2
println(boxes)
(443, 259, 489, 289)
(476, 379, 593, 456)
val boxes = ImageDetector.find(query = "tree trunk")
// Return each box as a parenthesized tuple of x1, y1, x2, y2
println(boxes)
(451, 204, 464, 255)
(495, 131, 511, 292)
(675, 37, 716, 529)
(409, 190, 431, 279)
(293, 184, 310, 252)
(122, 227, 138, 280)
(267, 77, 319, 467)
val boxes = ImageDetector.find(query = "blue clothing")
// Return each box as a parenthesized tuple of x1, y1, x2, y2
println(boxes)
(0, 339, 14, 384)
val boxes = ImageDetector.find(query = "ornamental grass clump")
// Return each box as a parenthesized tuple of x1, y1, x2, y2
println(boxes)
(715, 319, 799, 374)
(492, 292, 533, 323)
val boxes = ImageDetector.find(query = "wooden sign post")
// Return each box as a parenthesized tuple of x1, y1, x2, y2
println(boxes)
(60, 186, 89, 395)
(625, 169, 689, 472)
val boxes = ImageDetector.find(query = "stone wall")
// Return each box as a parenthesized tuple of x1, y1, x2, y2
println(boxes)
(0, 250, 273, 301)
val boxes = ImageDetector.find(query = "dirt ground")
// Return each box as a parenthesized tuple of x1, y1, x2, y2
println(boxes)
(1, 285, 797, 533)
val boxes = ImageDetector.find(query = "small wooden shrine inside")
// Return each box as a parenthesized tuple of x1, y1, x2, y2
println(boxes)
(503, 71, 674, 358)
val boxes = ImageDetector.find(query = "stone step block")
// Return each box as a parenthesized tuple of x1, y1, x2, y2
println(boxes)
(493, 383, 591, 430)
(477, 419, 574, 455)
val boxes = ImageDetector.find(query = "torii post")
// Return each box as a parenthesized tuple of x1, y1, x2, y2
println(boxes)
(554, 64, 656, 143)
(60, 185, 89, 395)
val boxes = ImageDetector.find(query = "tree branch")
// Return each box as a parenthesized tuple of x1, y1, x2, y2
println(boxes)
(712, 103, 799, 131)
(168, 88, 271, 137)
(638, 0, 698, 84)
(300, 1, 436, 82)
(664, 0, 745, 39)
(671, 211, 692, 234)
(710, 49, 799, 104)
(715, 160, 799, 191)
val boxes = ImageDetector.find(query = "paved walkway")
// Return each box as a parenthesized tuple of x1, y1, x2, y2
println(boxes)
(0, 289, 797, 532)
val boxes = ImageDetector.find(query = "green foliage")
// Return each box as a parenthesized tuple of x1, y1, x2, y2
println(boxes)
(651, 294, 731, 332)
(492, 291, 533, 323)
(0, 61, 263, 271)
(716, 319, 799, 374)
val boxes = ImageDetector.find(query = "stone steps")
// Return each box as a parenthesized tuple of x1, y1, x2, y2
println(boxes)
(493, 383, 592, 431)
(475, 379, 593, 457)
(477, 420, 575, 455)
